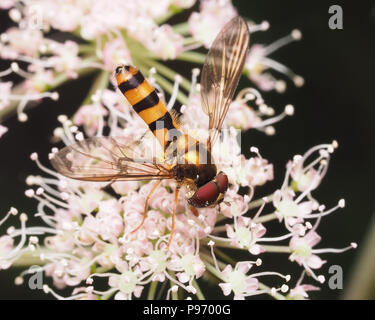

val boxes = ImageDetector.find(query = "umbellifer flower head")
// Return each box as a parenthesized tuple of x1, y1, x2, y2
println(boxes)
(0, 0, 356, 300)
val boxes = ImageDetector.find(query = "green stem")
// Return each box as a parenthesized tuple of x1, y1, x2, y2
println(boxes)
(201, 238, 246, 250)
(343, 212, 375, 299)
(262, 245, 291, 253)
(170, 282, 178, 300)
(213, 224, 227, 233)
(254, 212, 278, 224)
(176, 51, 206, 64)
(101, 290, 116, 300)
(173, 22, 190, 35)
(215, 214, 231, 223)
(192, 279, 205, 300)
(147, 281, 158, 300)
(184, 37, 198, 46)
(130, 58, 150, 77)
(167, 271, 179, 300)
(12, 248, 52, 267)
(200, 250, 227, 270)
(79, 44, 95, 55)
(81, 70, 110, 105)
(155, 280, 167, 300)
(95, 267, 110, 274)
(204, 261, 225, 282)
(155, 5, 182, 25)
(214, 248, 236, 265)
(248, 194, 274, 210)
(142, 58, 192, 93)
(153, 74, 189, 105)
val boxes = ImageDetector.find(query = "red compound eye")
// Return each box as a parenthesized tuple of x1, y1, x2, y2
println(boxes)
(188, 181, 219, 208)
(216, 172, 228, 193)
(187, 172, 229, 208)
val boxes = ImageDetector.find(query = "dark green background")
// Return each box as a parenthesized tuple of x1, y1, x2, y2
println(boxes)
(0, 0, 374, 299)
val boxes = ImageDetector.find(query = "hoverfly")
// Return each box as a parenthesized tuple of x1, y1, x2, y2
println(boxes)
(50, 16, 250, 248)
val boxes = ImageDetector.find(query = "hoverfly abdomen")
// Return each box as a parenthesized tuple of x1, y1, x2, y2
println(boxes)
(116, 65, 180, 151)
(187, 171, 228, 208)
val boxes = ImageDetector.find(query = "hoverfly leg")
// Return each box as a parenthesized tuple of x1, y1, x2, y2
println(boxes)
(189, 206, 199, 217)
(166, 185, 181, 249)
(131, 180, 162, 234)
(102, 178, 118, 191)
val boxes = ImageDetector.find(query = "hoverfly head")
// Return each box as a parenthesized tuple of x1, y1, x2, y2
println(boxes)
(187, 171, 228, 208)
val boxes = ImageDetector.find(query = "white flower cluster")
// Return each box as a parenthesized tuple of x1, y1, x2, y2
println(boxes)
(0, 0, 355, 300)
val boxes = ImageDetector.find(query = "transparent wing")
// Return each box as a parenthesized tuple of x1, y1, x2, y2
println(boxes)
(200, 16, 250, 150)
(50, 136, 173, 182)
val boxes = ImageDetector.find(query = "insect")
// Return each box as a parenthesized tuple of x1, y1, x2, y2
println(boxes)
(50, 16, 250, 248)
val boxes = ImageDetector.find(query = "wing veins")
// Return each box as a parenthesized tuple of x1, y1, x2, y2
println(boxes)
(200, 17, 250, 149)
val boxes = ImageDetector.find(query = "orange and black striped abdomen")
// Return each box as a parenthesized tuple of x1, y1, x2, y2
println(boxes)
(115, 65, 180, 150)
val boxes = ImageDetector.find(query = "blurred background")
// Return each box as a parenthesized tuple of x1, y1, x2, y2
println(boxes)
(0, 0, 374, 299)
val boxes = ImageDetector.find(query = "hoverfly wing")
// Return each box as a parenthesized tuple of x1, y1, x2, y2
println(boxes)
(50, 136, 173, 182)
(200, 16, 250, 150)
